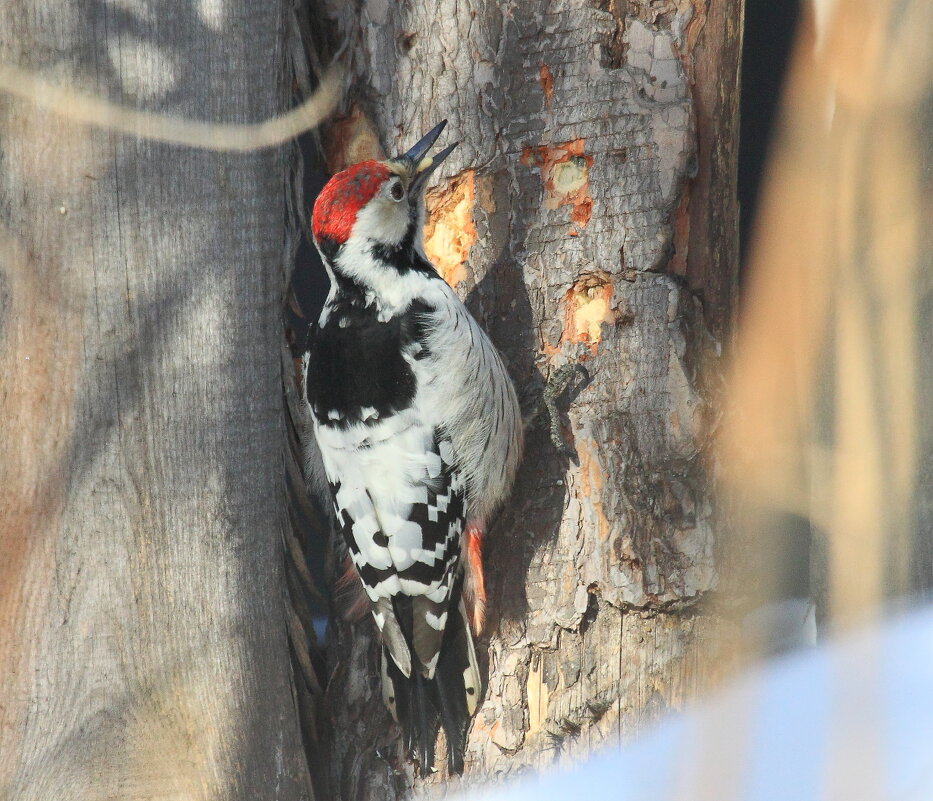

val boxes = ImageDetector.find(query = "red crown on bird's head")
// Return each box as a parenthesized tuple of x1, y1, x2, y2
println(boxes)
(312, 160, 392, 246)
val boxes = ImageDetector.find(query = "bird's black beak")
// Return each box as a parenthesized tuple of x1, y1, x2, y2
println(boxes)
(400, 120, 459, 193)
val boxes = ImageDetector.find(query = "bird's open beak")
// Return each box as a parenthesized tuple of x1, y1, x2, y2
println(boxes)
(401, 120, 459, 192)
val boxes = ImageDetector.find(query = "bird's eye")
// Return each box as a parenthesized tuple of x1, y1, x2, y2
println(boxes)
(390, 181, 405, 201)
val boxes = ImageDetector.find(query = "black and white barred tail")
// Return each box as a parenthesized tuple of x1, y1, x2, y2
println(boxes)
(381, 595, 481, 775)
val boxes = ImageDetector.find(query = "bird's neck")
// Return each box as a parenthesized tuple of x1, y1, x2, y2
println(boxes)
(322, 237, 444, 322)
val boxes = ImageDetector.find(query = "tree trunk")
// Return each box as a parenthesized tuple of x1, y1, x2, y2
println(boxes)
(0, 3, 312, 799)
(310, 1, 742, 796)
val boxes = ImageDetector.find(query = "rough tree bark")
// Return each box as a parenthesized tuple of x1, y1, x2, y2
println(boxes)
(307, 0, 742, 797)
(0, 2, 313, 798)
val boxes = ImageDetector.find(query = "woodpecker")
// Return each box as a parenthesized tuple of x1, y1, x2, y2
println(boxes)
(303, 121, 523, 775)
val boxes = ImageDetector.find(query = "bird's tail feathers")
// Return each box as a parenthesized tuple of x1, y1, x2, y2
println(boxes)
(380, 598, 481, 775)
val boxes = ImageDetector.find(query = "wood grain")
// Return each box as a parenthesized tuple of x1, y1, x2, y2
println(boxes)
(0, 1, 312, 797)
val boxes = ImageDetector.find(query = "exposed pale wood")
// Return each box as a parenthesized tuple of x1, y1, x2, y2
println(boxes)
(309, 0, 742, 795)
(0, 2, 312, 798)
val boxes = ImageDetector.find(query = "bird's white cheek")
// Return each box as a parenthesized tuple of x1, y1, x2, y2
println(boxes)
(354, 199, 409, 246)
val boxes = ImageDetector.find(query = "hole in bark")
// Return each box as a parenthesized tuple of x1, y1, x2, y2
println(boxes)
(521, 140, 593, 232)
(597, 0, 628, 69)
(538, 63, 555, 106)
(578, 587, 600, 635)
(423, 170, 477, 288)
(561, 271, 615, 351)
(399, 31, 417, 52)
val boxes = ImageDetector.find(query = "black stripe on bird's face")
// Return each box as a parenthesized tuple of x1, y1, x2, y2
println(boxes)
(369, 200, 439, 278)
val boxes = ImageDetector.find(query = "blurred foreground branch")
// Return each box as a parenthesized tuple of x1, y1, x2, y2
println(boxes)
(722, 0, 932, 628)
(0, 61, 343, 150)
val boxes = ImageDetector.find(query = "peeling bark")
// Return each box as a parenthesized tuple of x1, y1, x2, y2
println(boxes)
(310, 0, 741, 795)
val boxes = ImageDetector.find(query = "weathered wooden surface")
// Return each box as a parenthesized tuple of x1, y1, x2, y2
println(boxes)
(0, 1, 312, 798)
(309, 0, 742, 796)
